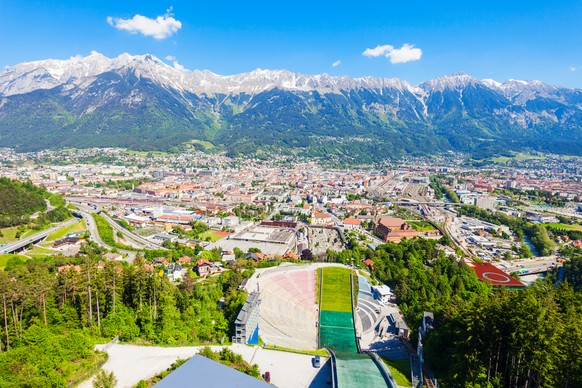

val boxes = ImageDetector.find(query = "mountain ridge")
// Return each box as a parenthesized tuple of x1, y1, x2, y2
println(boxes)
(3, 52, 576, 97)
(0, 52, 581, 161)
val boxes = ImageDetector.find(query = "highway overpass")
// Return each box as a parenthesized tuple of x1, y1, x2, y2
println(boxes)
(2, 218, 79, 254)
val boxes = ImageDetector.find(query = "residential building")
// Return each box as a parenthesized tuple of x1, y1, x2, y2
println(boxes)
(311, 210, 333, 226)
(343, 217, 362, 230)
(371, 284, 392, 303)
(196, 258, 213, 276)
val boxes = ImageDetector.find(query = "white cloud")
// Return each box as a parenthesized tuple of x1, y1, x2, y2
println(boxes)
(332, 60, 341, 67)
(107, 8, 182, 40)
(172, 61, 187, 72)
(571, 66, 579, 72)
(363, 43, 422, 64)
(363, 44, 394, 58)
(164, 55, 187, 72)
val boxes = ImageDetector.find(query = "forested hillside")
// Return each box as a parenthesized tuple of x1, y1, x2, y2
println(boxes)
(0, 242, 247, 386)
(0, 178, 71, 228)
(329, 238, 582, 388)
(0, 178, 47, 227)
(2, 54, 582, 161)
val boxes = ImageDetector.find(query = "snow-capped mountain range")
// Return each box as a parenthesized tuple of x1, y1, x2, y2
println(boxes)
(1, 51, 572, 99)
(0, 52, 580, 158)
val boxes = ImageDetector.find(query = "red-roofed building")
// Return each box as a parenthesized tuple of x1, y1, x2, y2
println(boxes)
(466, 262, 525, 288)
(57, 265, 81, 274)
(343, 218, 362, 230)
(178, 256, 192, 264)
(312, 210, 333, 226)
(156, 214, 195, 225)
(196, 259, 213, 276)
(363, 258, 375, 271)
(153, 257, 169, 267)
(282, 251, 299, 260)
(374, 217, 418, 242)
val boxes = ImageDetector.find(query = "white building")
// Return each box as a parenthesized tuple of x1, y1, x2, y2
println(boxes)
(343, 217, 362, 230)
(474, 195, 497, 211)
(311, 210, 333, 226)
(222, 216, 240, 227)
(371, 285, 392, 304)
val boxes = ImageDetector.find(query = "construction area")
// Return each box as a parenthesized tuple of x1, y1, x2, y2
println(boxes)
(233, 225, 296, 245)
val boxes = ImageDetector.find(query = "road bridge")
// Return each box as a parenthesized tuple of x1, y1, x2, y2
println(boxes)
(2, 218, 79, 254)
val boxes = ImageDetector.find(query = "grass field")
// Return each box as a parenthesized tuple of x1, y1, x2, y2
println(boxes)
(26, 247, 54, 258)
(0, 254, 27, 270)
(407, 220, 437, 231)
(199, 230, 228, 242)
(381, 358, 412, 387)
(544, 223, 582, 231)
(92, 213, 115, 246)
(488, 153, 547, 164)
(46, 219, 86, 241)
(0, 227, 19, 243)
(258, 337, 328, 357)
(321, 267, 353, 312)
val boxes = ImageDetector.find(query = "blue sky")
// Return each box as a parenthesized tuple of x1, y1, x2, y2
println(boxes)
(1, 1, 581, 87)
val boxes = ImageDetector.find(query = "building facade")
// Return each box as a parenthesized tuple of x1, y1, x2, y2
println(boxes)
(233, 292, 261, 345)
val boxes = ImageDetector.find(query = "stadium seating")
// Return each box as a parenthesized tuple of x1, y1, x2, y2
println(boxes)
(258, 268, 318, 350)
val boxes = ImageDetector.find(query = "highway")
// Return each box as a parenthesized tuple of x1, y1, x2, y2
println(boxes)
(75, 207, 137, 262)
(68, 198, 165, 249)
(2, 217, 79, 254)
(501, 257, 559, 275)
(99, 211, 166, 250)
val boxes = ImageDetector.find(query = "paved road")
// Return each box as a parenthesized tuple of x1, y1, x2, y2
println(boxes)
(2, 218, 79, 254)
(502, 256, 559, 275)
(100, 211, 166, 250)
(68, 198, 165, 250)
(80, 343, 326, 388)
(75, 207, 136, 262)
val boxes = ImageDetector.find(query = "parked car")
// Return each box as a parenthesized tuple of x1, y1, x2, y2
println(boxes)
(313, 355, 321, 368)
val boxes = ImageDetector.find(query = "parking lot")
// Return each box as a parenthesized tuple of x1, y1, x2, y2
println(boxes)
(79, 343, 329, 388)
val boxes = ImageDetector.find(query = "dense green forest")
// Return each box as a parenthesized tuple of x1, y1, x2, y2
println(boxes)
(330, 238, 582, 387)
(0, 178, 71, 228)
(424, 278, 582, 387)
(0, 178, 47, 227)
(0, 246, 247, 386)
(329, 238, 490, 328)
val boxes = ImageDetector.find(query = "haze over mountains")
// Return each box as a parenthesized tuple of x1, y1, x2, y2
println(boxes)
(1, 52, 581, 160)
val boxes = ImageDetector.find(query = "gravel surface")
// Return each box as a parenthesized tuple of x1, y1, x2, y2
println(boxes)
(79, 343, 329, 388)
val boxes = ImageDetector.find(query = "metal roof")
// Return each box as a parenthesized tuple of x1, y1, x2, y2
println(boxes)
(154, 354, 270, 388)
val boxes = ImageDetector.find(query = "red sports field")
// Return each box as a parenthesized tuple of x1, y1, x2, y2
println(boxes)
(467, 262, 525, 287)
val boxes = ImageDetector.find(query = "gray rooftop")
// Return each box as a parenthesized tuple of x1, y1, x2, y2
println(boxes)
(235, 291, 259, 325)
(154, 354, 271, 388)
